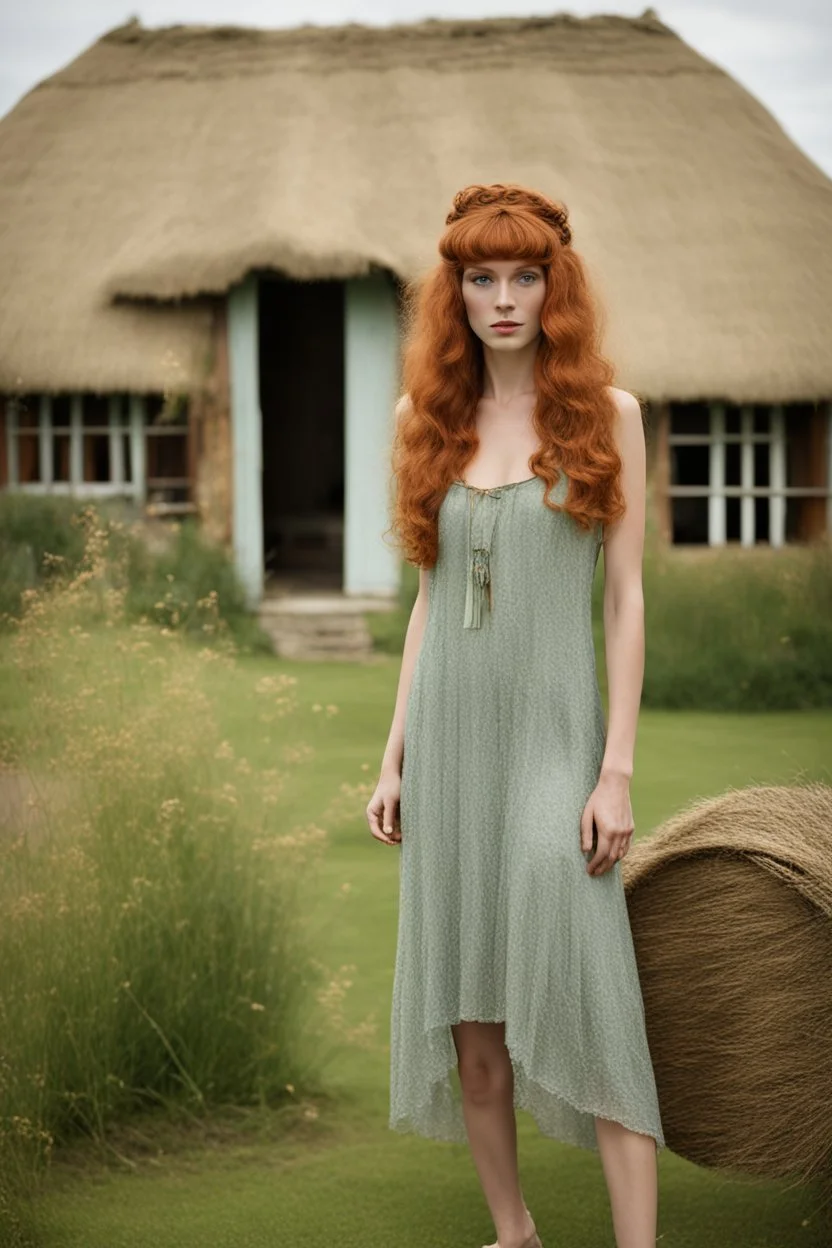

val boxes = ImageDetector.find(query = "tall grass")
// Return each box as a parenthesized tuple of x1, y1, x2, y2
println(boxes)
(0, 511, 342, 1224)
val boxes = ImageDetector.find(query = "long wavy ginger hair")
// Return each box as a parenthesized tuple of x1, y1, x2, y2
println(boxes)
(388, 183, 627, 569)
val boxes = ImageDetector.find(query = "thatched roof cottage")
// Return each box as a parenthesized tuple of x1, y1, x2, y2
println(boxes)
(1, 9, 830, 613)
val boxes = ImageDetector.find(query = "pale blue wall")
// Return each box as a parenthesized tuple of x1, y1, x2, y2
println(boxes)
(228, 275, 264, 606)
(344, 272, 400, 597)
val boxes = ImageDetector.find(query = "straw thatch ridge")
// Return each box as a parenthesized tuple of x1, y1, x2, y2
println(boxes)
(622, 781, 832, 915)
(54, 11, 703, 82)
(1, 9, 831, 395)
(622, 782, 832, 1182)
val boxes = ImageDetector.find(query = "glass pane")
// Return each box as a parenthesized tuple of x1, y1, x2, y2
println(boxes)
(671, 444, 710, 487)
(726, 495, 740, 541)
(53, 433, 71, 482)
(670, 402, 709, 436)
(724, 404, 741, 434)
(15, 399, 39, 430)
(123, 433, 132, 484)
(83, 394, 110, 429)
(784, 403, 823, 488)
(83, 434, 110, 482)
(17, 434, 41, 482)
(725, 442, 741, 486)
(147, 433, 187, 479)
(753, 405, 770, 435)
(52, 396, 71, 428)
(147, 392, 187, 428)
(755, 495, 770, 543)
(146, 394, 165, 427)
(671, 495, 708, 545)
(754, 440, 770, 487)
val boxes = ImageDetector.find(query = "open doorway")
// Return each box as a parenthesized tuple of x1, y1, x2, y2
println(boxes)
(258, 276, 345, 591)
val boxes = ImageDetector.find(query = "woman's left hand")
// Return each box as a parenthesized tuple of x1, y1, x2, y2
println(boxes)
(580, 771, 635, 876)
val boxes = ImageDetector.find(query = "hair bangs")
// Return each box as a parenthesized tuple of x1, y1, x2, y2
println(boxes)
(440, 208, 555, 268)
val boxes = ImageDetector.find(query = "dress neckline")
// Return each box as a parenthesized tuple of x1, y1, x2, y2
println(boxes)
(451, 474, 539, 493)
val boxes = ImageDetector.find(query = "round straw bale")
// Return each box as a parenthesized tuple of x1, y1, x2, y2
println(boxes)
(621, 782, 832, 1183)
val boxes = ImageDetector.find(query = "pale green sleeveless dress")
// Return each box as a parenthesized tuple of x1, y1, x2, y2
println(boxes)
(389, 470, 665, 1153)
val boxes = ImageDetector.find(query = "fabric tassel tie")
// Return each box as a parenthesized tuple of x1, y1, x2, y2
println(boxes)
(463, 487, 502, 629)
(464, 546, 493, 628)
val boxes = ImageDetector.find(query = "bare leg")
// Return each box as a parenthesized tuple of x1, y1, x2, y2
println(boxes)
(451, 1021, 538, 1248)
(594, 1115, 658, 1248)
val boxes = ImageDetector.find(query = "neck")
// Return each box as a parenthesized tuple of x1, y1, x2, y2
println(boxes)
(479, 337, 539, 407)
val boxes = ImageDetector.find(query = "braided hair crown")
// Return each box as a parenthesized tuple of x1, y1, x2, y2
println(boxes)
(445, 183, 572, 248)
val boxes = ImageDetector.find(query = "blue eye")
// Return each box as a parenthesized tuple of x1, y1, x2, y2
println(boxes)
(470, 272, 538, 285)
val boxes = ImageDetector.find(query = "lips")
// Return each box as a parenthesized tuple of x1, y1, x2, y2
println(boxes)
(491, 321, 521, 327)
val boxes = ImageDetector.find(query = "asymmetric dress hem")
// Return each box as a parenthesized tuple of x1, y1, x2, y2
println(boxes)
(389, 1013, 665, 1154)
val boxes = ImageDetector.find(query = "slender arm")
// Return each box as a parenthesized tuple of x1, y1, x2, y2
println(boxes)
(599, 390, 648, 781)
(380, 567, 430, 777)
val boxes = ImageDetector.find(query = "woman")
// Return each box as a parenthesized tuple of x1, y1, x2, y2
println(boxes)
(366, 183, 664, 1248)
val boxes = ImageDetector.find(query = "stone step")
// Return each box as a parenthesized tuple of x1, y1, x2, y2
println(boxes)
(259, 593, 397, 616)
(257, 598, 388, 660)
(265, 627, 370, 650)
(266, 614, 371, 635)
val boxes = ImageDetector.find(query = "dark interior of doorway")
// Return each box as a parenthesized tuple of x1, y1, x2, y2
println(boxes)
(259, 276, 344, 591)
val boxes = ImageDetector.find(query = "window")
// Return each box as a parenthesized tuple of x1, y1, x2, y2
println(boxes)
(667, 401, 831, 546)
(2, 393, 194, 516)
(144, 394, 193, 515)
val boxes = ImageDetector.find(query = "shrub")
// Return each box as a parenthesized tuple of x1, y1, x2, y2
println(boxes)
(0, 495, 88, 620)
(0, 497, 271, 651)
(123, 518, 270, 650)
(636, 538, 832, 710)
(372, 530, 832, 710)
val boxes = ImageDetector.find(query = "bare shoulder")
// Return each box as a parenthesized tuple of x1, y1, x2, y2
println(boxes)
(605, 386, 643, 427)
(604, 386, 645, 457)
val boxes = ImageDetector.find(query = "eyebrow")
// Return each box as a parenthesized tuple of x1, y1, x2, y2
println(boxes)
(465, 262, 543, 273)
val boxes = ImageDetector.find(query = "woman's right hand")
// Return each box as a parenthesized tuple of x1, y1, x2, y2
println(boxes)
(366, 770, 402, 846)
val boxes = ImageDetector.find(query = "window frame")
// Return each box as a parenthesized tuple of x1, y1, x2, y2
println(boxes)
(3, 392, 195, 516)
(666, 401, 831, 546)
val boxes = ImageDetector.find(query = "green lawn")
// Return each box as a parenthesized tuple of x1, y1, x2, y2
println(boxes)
(19, 652, 832, 1247)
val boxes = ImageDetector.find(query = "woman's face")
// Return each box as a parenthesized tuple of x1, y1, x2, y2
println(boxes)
(460, 258, 547, 352)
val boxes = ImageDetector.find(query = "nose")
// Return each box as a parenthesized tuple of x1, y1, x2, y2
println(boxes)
(495, 282, 515, 312)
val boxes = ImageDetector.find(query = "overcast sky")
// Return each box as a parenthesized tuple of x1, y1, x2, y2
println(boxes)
(2, 1, 830, 177)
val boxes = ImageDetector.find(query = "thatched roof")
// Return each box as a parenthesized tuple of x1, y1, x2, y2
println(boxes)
(1, 9, 831, 398)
